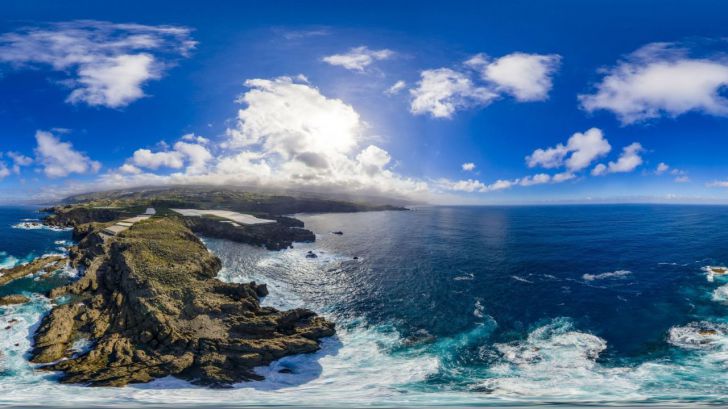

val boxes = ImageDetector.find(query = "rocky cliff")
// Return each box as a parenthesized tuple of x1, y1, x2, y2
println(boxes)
(30, 217, 334, 387)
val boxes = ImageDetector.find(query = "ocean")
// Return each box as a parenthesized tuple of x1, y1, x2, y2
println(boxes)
(1, 205, 728, 406)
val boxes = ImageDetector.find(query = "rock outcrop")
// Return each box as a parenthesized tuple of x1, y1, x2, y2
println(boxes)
(182, 216, 315, 251)
(30, 217, 334, 387)
(0, 294, 30, 306)
(0, 255, 67, 286)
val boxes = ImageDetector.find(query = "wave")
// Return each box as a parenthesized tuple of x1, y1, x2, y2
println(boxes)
(11, 222, 71, 232)
(582, 270, 632, 281)
(0, 251, 20, 270)
(453, 272, 474, 281)
(511, 275, 533, 284)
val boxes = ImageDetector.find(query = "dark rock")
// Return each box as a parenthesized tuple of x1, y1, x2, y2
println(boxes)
(306, 251, 318, 259)
(254, 283, 269, 297)
(331, 231, 343, 235)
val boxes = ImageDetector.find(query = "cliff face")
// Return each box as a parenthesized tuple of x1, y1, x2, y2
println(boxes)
(31, 218, 334, 387)
(43, 206, 127, 228)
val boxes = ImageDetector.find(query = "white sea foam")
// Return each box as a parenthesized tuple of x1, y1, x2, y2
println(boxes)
(0, 252, 20, 270)
(668, 322, 728, 350)
(453, 272, 474, 281)
(11, 222, 71, 232)
(702, 265, 728, 283)
(473, 300, 485, 319)
(712, 285, 728, 304)
(582, 270, 632, 281)
(511, 275, 533, 283)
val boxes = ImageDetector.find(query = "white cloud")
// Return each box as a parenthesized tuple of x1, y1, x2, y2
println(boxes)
(462, 162, 476, 171)
(591, 163, 607, 176)
(130, 139, 212, 174)
(579, 42, 728, 124)
(410, 68, 498, 118)
(479, 52, 561, 101)
(0, 163, 10, 180)
(119, 163, 142, 174)
(607, 142, 644, 173)
(593, 142, 644, 175)
(131, 149, 184, 169)
(525, 144, 569, 169)
(356, 145, 391, 175)
(519, 173, 551, 186)
(173, 141, 213, 174)
(411, 51, 560, 118)
(385, 80, 406, 95)
(322, 46, 394, 71)
(527, 128, 611, 172)
(228, 76, 362, 156)
(674, 175, 690, 183)
(6, 152, 33, 174)
(181, 133, 210, 144)
(436, 178, 487, 193)
(103, 76, 427, 199)
(552, 172, 576, 183)
(0, 21, 195, 108)
(438, 172, 563, 193)
(655, 162, 669, 175)
(708, 180, 728, 188)
(34, 130, 101, 178)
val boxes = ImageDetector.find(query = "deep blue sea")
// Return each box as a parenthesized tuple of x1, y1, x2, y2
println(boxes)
(2, 205, 728, 406)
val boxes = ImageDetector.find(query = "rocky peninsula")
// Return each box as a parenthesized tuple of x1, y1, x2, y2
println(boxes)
(17, 188, 376, 387)
(27, 198, 337, 387)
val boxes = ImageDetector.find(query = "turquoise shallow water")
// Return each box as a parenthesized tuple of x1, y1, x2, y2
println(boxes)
(2, 205, 728, 406)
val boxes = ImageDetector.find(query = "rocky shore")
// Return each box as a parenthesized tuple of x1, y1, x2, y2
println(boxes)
(0, 255, 67, 286)
(26, 208, 335, 387)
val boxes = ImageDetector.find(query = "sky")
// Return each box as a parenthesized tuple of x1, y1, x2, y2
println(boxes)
(2, 0, 728, 204)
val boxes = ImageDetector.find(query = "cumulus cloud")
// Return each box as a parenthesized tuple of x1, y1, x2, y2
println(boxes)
(129, 139, 212, 175)
(322, 46, 394, 71)
(34, 130, 101, 178)
(410, 68, 498, 118)
(385, 80, 406, 95)
(0, 20, 195, 108)
(411, 51, 560, 118)
(101, 76, 427, 199)
(462, 162, 476, 171)
(593, 142, 644, 175)
(579, 42, 728, 124)
(527, 128, 611, 172)
(473, 52, 561, 101)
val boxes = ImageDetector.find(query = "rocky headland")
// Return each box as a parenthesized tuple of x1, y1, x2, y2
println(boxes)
(26, 204, 335, 387)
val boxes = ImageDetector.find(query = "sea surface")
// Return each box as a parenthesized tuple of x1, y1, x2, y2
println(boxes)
(2, 205, 728, 407)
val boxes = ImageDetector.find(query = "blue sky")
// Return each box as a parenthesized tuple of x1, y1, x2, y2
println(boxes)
(2, 0, 728, 204)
